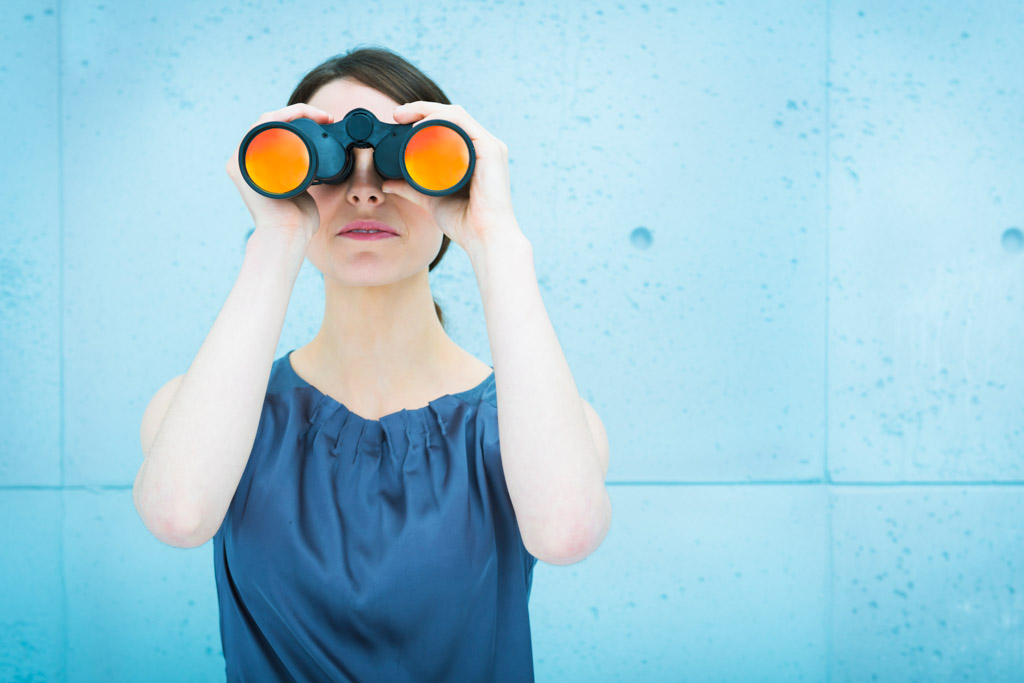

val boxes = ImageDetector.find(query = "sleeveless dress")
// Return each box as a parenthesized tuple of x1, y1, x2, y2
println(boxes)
(212, 349, 539, 682)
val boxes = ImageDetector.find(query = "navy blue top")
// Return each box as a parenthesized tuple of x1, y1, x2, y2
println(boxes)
(212, 350, 538, 682)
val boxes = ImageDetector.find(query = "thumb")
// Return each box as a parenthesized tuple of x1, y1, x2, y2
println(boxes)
(382, 180, 417, 204)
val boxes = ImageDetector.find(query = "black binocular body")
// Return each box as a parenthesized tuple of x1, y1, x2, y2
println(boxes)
(238, 107, 475, 200)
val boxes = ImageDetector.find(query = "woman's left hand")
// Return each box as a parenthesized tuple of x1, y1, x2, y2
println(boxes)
(381, 102, 521, 253)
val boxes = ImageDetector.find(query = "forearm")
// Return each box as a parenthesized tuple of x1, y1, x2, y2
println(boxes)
(467, 230, 610, 561)
(134, 229, 306, 546)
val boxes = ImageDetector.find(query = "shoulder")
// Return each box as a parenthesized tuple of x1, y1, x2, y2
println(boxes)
(452, 347, 492, 383)
(459, 355, 496, 409)
(445, 349, 495, 406)
(479, 369, 497, 410)
(266, 352, 303, 395)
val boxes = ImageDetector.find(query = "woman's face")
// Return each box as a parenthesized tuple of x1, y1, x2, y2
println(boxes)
(304, 78, 444, 285)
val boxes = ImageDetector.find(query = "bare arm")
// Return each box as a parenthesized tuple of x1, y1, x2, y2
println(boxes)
(133, 229, 307, 548)
(467, 228, 611, 566)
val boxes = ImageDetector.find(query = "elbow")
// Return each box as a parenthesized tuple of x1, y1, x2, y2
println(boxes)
(159, 519, 212, 549)
(140, 509, 207, 549)
(156, 523, 208, 549)
(530, 493, 613, 566)
(561, 511, 612, 565)
(133, 480, 209, 549)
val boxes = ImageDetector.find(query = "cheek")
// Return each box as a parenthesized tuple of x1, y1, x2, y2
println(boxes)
(392, 207, 440, 242)
(393, 198, 435, 225)
(411, 224, 444, 254)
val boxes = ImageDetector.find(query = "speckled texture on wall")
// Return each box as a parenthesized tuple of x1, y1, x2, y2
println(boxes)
(1, 0, 1022, 681)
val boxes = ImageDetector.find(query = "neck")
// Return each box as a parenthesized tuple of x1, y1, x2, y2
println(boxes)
(305, 268, 455, 395)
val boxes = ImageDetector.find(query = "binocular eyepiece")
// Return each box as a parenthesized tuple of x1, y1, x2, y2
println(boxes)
(238, 107, 475, 200)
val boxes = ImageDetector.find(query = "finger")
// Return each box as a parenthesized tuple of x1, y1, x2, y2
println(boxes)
(233, 104, 336, 175)
(381, 178, 435, 212)
(258, 103, 335, 125)
(284, 103, 336, 123)
(393, 104, 507, 171)
(393, 102, 497, 147)
(245, 104, 336, 152)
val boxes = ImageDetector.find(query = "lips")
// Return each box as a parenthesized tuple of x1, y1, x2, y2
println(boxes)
(338, 220, 398, 236)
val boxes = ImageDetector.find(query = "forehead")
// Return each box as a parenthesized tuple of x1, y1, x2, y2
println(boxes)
(307, 78, 399, 125)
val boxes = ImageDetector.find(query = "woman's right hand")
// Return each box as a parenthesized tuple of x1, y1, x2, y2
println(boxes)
(225, 103, 336, 247)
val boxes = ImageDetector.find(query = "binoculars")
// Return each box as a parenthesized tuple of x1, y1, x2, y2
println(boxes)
(238, 107, 475, 199)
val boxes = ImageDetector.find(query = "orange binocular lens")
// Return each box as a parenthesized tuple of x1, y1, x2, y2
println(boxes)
(402, 125, 471, 193)
(243, 127, 312, 195)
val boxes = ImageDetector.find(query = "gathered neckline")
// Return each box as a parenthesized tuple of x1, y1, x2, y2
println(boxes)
(284, 349, 494, 424)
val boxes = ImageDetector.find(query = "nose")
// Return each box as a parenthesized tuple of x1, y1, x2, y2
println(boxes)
(345, 146, 386, 206)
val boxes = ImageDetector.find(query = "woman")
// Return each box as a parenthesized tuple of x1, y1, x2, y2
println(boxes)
(134, 46, 611, 681)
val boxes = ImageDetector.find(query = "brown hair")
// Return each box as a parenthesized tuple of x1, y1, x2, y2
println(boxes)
(286, 45, 454, 330)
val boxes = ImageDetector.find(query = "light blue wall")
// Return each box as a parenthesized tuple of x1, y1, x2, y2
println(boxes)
(2, 0, 1022, 680)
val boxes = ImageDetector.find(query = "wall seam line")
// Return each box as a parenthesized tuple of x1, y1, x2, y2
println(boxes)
(824, 0, 834, 680)
(57, 0, 68, 678)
